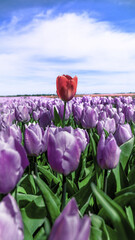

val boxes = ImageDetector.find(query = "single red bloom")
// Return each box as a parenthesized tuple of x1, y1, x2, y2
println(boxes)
(56, 74, 78, 101)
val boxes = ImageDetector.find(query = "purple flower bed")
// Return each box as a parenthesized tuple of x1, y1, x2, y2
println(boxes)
(0, 94, 135, 239)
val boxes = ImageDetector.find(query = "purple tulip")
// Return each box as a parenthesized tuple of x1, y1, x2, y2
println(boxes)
(7, 124, 22, 143)
(124, 105, 134, 122)
(114, 123, 133, 146)
(39, 110, 52, 129)
(0, 194, 24, 240)
(49, 198, 91, 240)
(74, 128, 89, 152)
(133, 112, 135, 123)
(97, 132, 121, 169)
(24, 123, 44, 156)
(81, 106, 98, 129)
(15, 105, 30, 122)
(97, 118, 116, 136)
(41, 126, 49, 152)
(98, 111, 107, 121)
(33, 109, 40, 121)
(0, 136, 29, 194)
(72, 104, 83, 124)
(47, 130, 81, 175)
(48, 126, 89, 152)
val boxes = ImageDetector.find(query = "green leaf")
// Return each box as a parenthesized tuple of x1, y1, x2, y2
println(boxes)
(106, 225, 118, 240)
(33, 227, 46, 240)
(20, 174, 36, 194)
(23, 221, 33, 240)
(119, 137, 134, 170)
(128, 167, 135, 185)
(34, 175, 60, 223)
(66, 178, 78, 196)
(89, 130, 97, 158)
(90, 226, 103, 240)
(114, 193, 135, 208)
(115, 184, 135, 197)
(73, 173, 95, 214)
(91, 183, 135, 240)
(38, 165, 60, 185)
(17, 193, 37, 208)
(21, 195, 46, 235)
(107, 170, 116, 198)
(53, 106, 62, 126)
(78, 166, 94, 188)
(112, 162, 128, 193)
(75, 154, 86, 184)
(17, 186, 27, 194)
(91, 214, 110, 240)
(125, 206, 135, 229)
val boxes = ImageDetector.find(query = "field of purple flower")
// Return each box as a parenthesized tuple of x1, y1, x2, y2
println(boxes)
(0, 77, 135, 239)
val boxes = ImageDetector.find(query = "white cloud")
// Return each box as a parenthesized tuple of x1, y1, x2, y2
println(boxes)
(0, 11, 135, 95)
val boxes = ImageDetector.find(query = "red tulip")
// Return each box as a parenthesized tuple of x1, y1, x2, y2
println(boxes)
(56, 75, 78, 101)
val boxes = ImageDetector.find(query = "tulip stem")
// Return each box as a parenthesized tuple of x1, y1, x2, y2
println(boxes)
(104, 169, 108, 194)
(62, 101, 67, 128)
(15, 185, 18, 203)
(61, 175, 67, 211)
(34, 156, 38, 178)
(21, 122, 25, 146)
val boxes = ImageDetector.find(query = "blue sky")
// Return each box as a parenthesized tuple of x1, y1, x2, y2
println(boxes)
(0, 0, 135, 95)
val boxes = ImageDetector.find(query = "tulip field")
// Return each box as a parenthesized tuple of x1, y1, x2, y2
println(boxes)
(1, 89, 135, 239)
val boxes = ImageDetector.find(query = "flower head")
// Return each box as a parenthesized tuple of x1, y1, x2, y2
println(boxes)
(56, 75, 78, 102)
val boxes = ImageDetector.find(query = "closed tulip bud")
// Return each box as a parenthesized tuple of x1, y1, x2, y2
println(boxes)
(114, 123, 133, 146)
(47, 130, 81, 175)
(124, 105, 134, 122)
(56, 75, 78, 102)
(74, 128, 89, 152)
(15, 105, 30, 122)
(49, 198, 91, 240)
(0, 194, 24, 240)
(24, 123, 44, 156)
(39, 110, 52, 129)
(97, 132, 121, 169)
(98, 111, 107, 121)
(48, 126, 89, 152)
(97, 118, 116, 136)
(0, 136, 29, 194)
(33, 109, 40, 121)
(72, 104, 83, 124)
(7, 124, 22, 143)
(113, 113, 120, 125)
(113, 112, 125, 125)
(81, 106, 98, 129)
(119, 112, 125, 124)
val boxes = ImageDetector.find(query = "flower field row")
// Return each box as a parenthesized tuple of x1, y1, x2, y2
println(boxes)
(0, 75, 135, 239)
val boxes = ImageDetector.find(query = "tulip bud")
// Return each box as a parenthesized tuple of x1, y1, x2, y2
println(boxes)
(24, 123, 44, 156)
(81, 106, 98, 129)
(72, 103, 83, 124)
(49, 198, 91, 240)
(39, 110, 52, 129)
(114, 123, 133, 146)
(15, 105, 30, 122)
(97, 118, 116, 136)
(56, 75, 78, 102)
(48, 126, 89, 152)
(97, 132, 121, 169)
(0, 194, 24, 240)
(0, 136, 29, 194)
(7, 124, 22, 143)
(47, 130, 81, 175)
